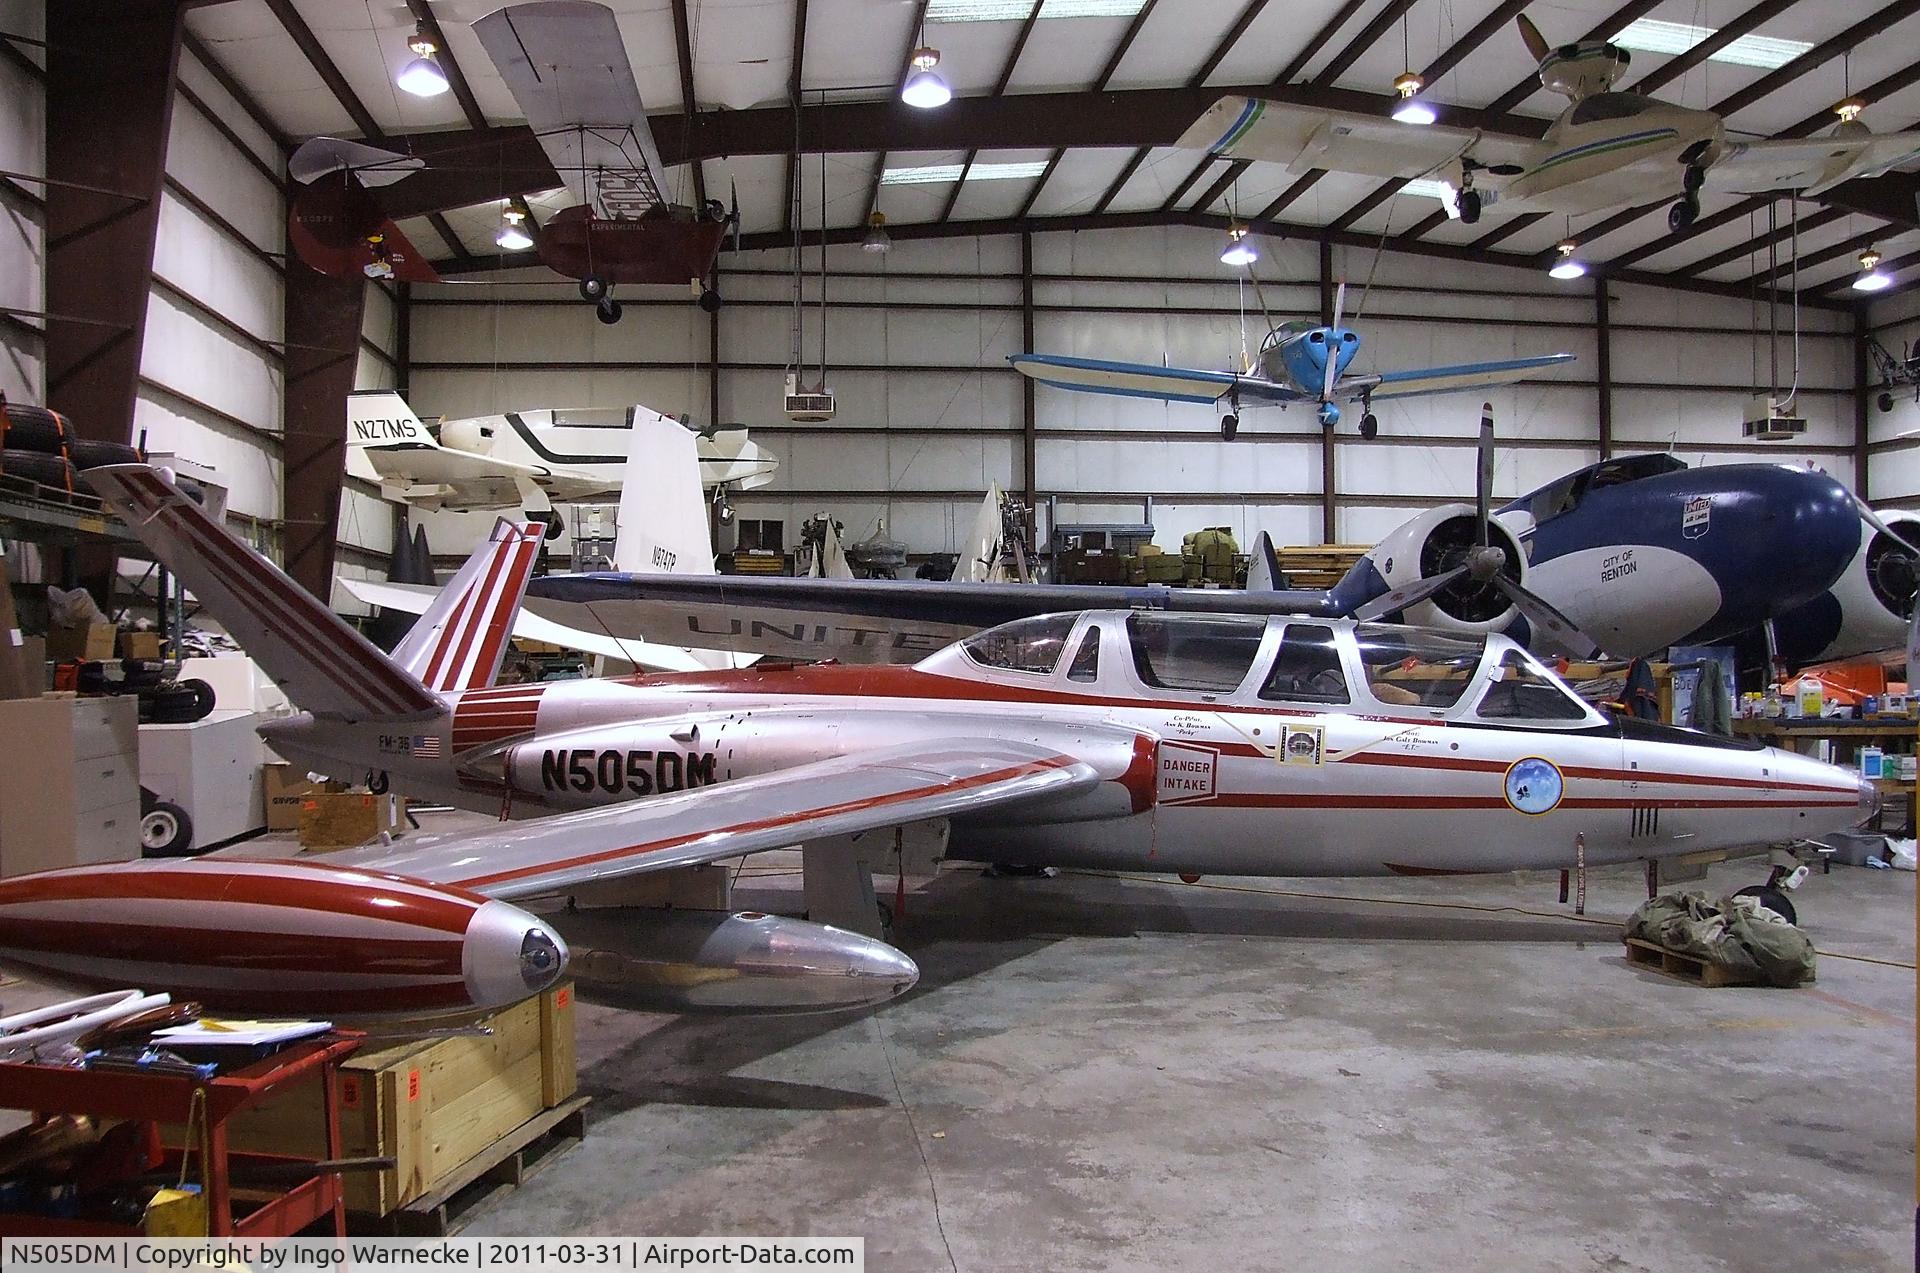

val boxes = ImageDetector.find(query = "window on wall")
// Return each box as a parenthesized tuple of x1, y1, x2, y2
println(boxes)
(736, 519, 784, 552)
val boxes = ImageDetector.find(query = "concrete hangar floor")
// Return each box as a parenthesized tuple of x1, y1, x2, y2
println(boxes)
(462, 851, 1911, 1270)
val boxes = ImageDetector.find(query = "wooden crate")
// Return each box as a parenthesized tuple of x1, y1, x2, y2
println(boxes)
(181, 984, 578, 1217)
(1272, 544, 1369, 589)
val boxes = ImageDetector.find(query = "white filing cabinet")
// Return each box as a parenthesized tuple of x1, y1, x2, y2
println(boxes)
(0, 694, 140, 877)
(139, 709, 268, 851)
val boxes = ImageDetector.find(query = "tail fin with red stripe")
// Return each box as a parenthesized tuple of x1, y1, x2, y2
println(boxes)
(86, 465, 442, 723)
(393, 519, 543, 694)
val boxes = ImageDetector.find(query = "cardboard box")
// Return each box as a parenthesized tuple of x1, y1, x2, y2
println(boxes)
(298, 791, 402, 849)
(167, 985, 577, 1217)
(46, 622, 117, 662)
(262, 762, 345, 831)
(119, 631, 163, 660)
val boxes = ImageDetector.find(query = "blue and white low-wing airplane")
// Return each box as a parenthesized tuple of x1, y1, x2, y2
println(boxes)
(1010, 285, 1574, 438)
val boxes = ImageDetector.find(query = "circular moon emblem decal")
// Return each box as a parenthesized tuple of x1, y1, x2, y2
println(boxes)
(1504, 756, 1565, 815)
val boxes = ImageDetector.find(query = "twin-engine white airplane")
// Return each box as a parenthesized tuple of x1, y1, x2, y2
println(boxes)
(345, 390, 775, 535)
(0, 465, 1872, 1022)
(1012, 283, 1574, 437)
(1180, 15, 1920, 235)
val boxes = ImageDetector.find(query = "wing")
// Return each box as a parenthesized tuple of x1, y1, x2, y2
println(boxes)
(338, 576, 722, 672)
(1178, 96, 1531, 179)
(289, 137, 423, 188)
(473, 1, 667, 215)
(1337, 353, 1575, 403)
(1707, 130, 1920, 196)
(323, 740, 1097, 900)
(1010, 354, 1304, 406)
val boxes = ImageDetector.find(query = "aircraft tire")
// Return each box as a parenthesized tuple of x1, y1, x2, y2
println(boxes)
(140, 802, 193, 857)
(579, 275, 608, 302)
(1734, 884, 1797, 926)
(1668, 198, 1697, 231)
(1221, 413, 1239, 440)
(1359, 412, 1379, 440)
(1879, 392, 1896, 413)
(1459, 189, 1482, 224)
(596, 297, 623, 325)
(367, 770, 390, 795)
(698, 287, 724, 313)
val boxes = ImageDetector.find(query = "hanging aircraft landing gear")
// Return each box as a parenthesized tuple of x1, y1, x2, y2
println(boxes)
(1880, 391, 1896, 413)
(1220, 413, 1239, 440)
(596, 296, 623, 325)
(698, 287, 723, 313)
(1668, 196, 1699, 231)
(1682, 163, 1706, 194)
(578, 274, 609, 302)
(1458, 187, 1482, 225)
(1359, 412, 1379, 440)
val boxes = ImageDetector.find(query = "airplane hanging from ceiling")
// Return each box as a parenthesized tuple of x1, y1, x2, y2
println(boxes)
(0, 462, 1871, 1018)
(287, 137, 441, 284)
(1011, 283, 1574, 437)
(472, 0, 738, 323)
(1178, 15, 1920, 235)
(516, 429, 1869, 666)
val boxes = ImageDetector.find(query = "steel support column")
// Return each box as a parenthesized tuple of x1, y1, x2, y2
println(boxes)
(1594, 278, 1613, 460)
(1022, 231, 1037, 512)
(395, 282, 413, 399)
(44, 0, 185, 442)
(1318, 237, 1336, 544)
(1855, 307, 1871, 496)
(282, 264, 366, 599)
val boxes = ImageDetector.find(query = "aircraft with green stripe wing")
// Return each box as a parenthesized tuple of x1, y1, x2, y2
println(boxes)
(1180, 14, 1920, 236)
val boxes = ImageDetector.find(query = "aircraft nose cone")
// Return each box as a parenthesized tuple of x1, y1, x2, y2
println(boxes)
(1856, 774, 1882, 826)
(1695, 465, 1861, 626)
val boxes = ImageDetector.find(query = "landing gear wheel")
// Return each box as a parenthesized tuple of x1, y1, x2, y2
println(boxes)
(1220, 413, 1239, 441)
(595, 297, 623, 325)
(697, 287, 723, 314)
(1735, 884, 1797, 926)
(140, 802, 193, 857)
(1668, 197, 1698, 232)
(1459, 188, 1482, 225)
(578, 275, 608, 302)
(1879, 391, 1896, 413)
(367, 770, 390, 795)
(1359, 412, 1379, 440)
(1682, 164, 1705, 194)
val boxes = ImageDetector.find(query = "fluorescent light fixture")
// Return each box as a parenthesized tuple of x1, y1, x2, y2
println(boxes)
(881, 161, 1049, 185)
(1854, 248, 1893, 293)
(901, 46, 952, 109)
(1220, 223, 1257, 267)
(1399, 178, 1454, 200)
(928, 0, 1149, 20)
(1610, 18, 1811, 70)
(398, 24, 450, 97)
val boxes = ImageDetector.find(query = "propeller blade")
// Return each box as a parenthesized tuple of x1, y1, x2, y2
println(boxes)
(1491, 575, 1603, 660)
(1331, 280, 1345, 331)
(1516, 13, 1550, 62)
(1851, 487, 1897, 540)
(1907, 608, 1919, 694)
(1476, 403, 1493, 547)
(1321, 282, 1345, 403)
(729, 177, 741, 253)
(1350, 565, 1470, 622)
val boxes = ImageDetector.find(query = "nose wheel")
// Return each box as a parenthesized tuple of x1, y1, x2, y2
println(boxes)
(1668, 195, 1699, 232)
(1458, 187, 1482, 225)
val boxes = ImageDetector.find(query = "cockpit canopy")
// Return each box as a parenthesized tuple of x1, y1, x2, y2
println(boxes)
(943, 610, 1598, 727)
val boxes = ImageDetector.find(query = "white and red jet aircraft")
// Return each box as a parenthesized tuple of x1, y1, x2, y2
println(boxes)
(0, 466, 1874, 1021)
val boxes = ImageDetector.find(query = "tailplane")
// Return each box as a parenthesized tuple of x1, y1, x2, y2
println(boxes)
(87, 465, 441, 722)
(394, 518, 543, 693)
(1246, 531, 1286, 592)
(613, 410, 716, 576)
(345, 391, 437, 483)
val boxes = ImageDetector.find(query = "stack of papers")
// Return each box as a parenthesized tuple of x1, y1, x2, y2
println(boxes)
(152, 1019, 333, 1047)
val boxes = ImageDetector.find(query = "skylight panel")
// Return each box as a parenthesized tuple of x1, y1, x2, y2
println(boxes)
(1610, 18, 1811, 71)
(881, 161, 1050, 185)
(928, 0, 1151, 22)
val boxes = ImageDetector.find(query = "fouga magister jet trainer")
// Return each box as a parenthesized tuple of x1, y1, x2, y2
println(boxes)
(0, 465, 1873, 1022)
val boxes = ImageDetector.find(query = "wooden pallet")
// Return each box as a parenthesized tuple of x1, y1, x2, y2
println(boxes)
(1271, 544, 1368, 588)
(1622, 937, 1804, 987)
(363, 1096, 590, 1237)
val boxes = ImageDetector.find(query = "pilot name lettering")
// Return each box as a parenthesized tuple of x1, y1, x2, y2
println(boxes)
(540, 748, 717, 796)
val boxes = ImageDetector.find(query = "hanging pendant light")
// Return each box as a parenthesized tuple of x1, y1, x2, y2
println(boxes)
(902, 41, 951, 109)
(1853, 247, 1893, 292)
(862, 211, 892, 254)
(1548, 239, 1586, 280)
(1220, 222, 1258, 267)
(397, 24, 450, 98)
(1392, 72, 1436, 125)
(495, 204, 533, 251)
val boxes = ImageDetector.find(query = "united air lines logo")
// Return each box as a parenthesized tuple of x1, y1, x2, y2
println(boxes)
(1158, 741, 1218, 805)
(1682, 494, 1712, 539)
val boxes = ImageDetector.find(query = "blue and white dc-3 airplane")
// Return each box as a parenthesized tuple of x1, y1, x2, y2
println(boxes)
(1010, 284, 1573, 439)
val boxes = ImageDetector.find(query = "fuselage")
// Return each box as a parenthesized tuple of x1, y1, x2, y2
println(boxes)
(266, 612, 1869, 880)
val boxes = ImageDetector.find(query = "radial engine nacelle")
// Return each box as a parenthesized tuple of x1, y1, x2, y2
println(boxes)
(1352, 504, 1530, 636)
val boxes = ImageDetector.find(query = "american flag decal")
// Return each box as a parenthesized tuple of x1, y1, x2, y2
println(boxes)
(412, 734, 444, 758)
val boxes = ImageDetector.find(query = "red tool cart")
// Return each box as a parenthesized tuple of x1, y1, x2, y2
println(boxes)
(0, 1034, 361, 1237)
